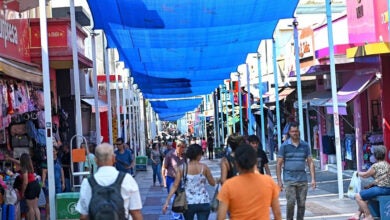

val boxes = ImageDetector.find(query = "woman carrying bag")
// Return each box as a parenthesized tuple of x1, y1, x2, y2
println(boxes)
(162, 144, 216, 220)
(350, 145, 390, 220)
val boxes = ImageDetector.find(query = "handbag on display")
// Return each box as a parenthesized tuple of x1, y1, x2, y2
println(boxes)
(172, 162, 188, 213)
(210, 183, 220, 212)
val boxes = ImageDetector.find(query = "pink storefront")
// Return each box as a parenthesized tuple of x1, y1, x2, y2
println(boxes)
(345, 0, 390, 164)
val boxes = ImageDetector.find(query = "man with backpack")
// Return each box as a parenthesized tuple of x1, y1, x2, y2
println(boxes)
(76, 143, 143, 220)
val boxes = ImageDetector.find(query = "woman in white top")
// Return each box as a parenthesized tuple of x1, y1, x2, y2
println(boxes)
(163, 144, 216, 220)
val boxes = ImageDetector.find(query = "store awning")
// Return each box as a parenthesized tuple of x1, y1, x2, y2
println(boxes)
(346, 42, 390, 58)
(82, 98, 109, 113)
(0, 57, 42, 84)
(294, 90, 332, 109)
(304, 62, 379, 76)
(326, 73, 376, 115)
(266, 87, 295, 104)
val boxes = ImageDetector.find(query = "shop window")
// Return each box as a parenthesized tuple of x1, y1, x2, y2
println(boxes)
(371, 99, 382, 132)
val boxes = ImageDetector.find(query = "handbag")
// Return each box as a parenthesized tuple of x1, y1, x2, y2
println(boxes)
(347, 171, 361, 199)
(172, 163, 188, 213)
(210, 184, 220, 212)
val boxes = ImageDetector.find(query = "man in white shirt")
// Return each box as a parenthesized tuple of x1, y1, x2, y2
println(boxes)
(76, 143, 143, 220)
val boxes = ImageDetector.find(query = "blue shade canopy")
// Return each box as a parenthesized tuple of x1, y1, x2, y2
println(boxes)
(87, 0, 299, 119)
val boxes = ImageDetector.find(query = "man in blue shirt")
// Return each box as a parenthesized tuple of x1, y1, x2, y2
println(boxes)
(114, 138, 134, 174)
(276, 122, 316, 220)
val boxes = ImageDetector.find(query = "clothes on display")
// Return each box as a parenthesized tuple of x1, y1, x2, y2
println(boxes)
(344, 134, 355, 161)
(322, 135, 336, 155)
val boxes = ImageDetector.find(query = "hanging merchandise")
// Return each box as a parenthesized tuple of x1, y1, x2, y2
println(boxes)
(34, 90, 45, 110)
(6, 81, 14, 115)
(344, 134, 355, 161)
(37, 110, 45, 129)
(2, 81, 8, 115)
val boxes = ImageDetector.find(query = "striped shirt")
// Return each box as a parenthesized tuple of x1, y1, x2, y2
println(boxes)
(278, 138, 311, 182)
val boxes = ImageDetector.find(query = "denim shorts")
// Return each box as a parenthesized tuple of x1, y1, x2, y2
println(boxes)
(360, 186, 390, 201)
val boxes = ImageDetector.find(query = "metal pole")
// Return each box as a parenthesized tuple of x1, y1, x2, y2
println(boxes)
(293, 18, 305, 140)
(238, 73, 244, 135)
(115, 65, 121, 139)
(326, 0, 344, 199)
(136, 91, 142, 154)
(246, 64, 254, 135)
(122, 72, 128, 142)
(128, 80, 133, 148)
(213, 91, 219, 149)
(130, 87, 134, 148)
(204, 95, 208, 138)
(91, 31, 101, 145)
(133, 88, 138, 150)
(257, 53, 267, 152)
(70, 0, 82, 146)
(230, 80, 236, 134)
(39, 1, 55, 219)
(273, 39, 282, 148)
(139, 92, 146, 156)
(223, 85, 230, 136)
(219, 85, 225, 145)
(306, 108, 312, 149)
(104, 39, 113, 144)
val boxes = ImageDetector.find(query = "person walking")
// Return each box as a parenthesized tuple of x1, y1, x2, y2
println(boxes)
(217, 144, 281, 220)
(276, 122, 316, 220)
(350, 145, 390, 220)
(76, 143, 143, 220)
(207, 135, 214, 160)
(161, 139, 187, 219)
(162, 144, 216, 220)
(201, 137, 207, 157)
(150, 142, 163, 187)
(220, 133, 245, 184)
(114, 138, 134, 175)
(20, 153, 41, 220)
(247, 135, 271, 175)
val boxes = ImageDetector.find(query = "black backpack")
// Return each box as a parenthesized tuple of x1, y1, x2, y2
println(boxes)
(88, 172, 126, 220)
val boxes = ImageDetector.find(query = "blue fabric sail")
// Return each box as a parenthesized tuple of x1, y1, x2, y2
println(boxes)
(86, 0, 299, 120)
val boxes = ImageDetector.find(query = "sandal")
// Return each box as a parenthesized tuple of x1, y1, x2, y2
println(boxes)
(348, 211, 362, 220)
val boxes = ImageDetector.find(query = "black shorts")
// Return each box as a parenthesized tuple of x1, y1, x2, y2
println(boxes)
(24, 180, 41, 200)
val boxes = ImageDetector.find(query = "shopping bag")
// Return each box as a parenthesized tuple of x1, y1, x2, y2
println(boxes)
(210, 184, 220, 212)
(347, 171, 361, 200)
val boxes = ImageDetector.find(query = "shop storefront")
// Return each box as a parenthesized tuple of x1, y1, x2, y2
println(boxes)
(0, 5, 46, 164)
(344, 0, 389, 164)
(306, 14, 384, 170)
(29, 18, 93, 144)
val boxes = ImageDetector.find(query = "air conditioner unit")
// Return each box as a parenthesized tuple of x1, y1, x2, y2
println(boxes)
(70, 69, 94, 97)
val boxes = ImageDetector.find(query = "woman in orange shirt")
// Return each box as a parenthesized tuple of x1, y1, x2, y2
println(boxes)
(217, 144, 281, 220)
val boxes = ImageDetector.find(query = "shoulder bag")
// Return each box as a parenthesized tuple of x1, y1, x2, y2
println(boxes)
(172, 162, 188, 213)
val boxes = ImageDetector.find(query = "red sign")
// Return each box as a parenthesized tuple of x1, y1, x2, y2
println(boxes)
(30, 18, 87, 54)
(0, 15, 31, 62)
(97, 75, 122, 82)
(30, 24, 68, 48)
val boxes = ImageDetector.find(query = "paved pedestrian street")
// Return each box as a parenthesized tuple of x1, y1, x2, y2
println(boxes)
(135, 158, 358, 220)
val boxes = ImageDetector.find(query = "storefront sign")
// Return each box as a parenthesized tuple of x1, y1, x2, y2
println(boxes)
(0, 18, 18, 48)
(347, 0, 389, 43)
(30, 23, 69, 48)
(30, 19, 86, 54)
(0, 15, 30, 62)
